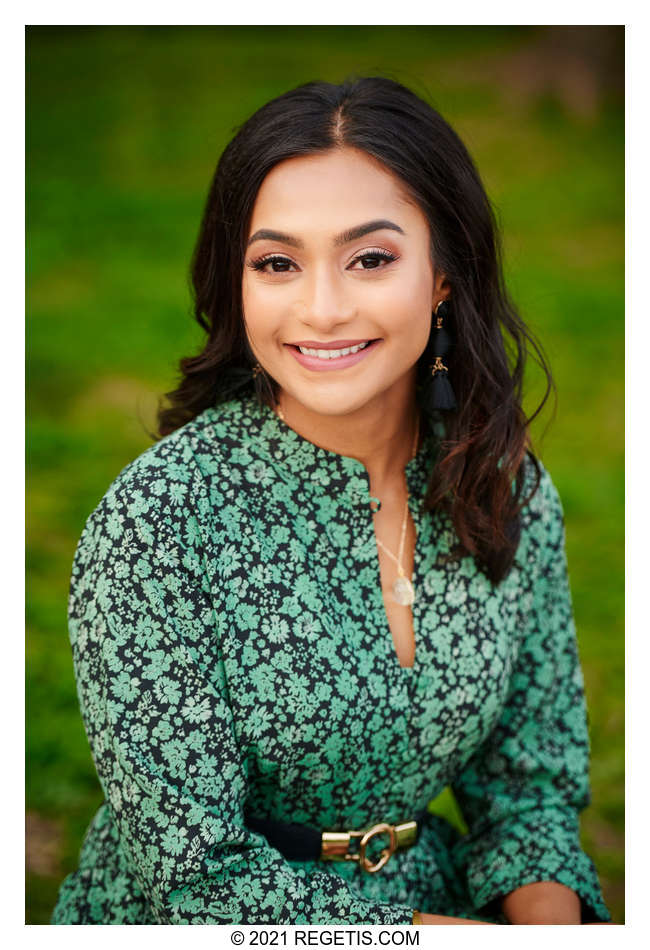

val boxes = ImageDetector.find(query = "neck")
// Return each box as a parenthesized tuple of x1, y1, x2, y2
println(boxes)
(275, 372, 421, 493)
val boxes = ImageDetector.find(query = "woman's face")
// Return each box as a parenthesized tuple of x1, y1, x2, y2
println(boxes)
(242, 146, 446, 419)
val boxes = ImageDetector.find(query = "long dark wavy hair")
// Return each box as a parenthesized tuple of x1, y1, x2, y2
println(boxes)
(157, 76, 553, 585)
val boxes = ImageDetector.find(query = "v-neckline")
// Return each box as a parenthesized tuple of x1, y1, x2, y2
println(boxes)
(242, 394, 437, 676)
(370, 490, 423, 677)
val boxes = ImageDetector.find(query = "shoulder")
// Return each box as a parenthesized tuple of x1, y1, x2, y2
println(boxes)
(516, 452, 567, 571)
(520, 452, 565, 522)
(75, 404, 238, 557)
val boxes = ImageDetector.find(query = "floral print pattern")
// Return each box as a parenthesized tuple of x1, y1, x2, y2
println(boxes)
(51, 393, 610, 924)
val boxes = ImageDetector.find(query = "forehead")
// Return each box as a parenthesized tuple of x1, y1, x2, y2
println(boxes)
(248, 147, 424, 234)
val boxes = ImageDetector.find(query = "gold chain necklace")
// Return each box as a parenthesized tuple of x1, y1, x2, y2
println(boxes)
(374, 416, 419, 607)
(274, 400, 419, 608)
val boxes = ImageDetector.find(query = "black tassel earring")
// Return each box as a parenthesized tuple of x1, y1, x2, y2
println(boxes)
(422, 299, 457, 412)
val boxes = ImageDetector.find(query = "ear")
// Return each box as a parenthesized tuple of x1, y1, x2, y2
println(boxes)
(432, 271, 451, 310)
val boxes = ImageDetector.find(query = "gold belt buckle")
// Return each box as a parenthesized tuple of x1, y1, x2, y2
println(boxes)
(321, 819, 418, 873)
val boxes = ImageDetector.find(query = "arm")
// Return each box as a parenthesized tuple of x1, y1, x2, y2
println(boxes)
(448, 464, 611, 924)
(417, 912, 493, 925)
(501, 882, 615, 924)
(68, 458, 414, 925)
(501, 881, 581, 924)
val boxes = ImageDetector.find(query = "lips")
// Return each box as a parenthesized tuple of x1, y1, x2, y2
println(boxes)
(288, 339, 374, 349)
(286, 338, 382, 372)
(292, 341, 372, 359)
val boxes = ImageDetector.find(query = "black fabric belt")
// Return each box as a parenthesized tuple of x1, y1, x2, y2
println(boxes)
(245, 808, 429, 872)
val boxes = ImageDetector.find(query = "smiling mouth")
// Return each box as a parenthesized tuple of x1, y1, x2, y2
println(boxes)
(287, 340, 379, 360)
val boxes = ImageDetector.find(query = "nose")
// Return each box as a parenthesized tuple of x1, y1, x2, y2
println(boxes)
(298, 264, 355, 332)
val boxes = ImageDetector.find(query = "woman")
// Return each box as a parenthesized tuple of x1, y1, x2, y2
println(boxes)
(51, 76, 611, 925)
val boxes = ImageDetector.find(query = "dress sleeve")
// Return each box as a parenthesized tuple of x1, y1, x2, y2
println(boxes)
(449, 464, 611, 923)
(67, 458, 414, 925)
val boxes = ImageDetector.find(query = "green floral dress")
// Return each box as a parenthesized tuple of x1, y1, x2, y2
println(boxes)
(51, 393, 610, 925)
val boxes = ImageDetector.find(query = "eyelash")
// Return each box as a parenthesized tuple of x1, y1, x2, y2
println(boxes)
(247, 247, 399, 274)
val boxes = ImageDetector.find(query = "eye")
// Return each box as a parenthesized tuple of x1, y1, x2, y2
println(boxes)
(347, 248, 399, 270)
(247, 247, 399, 275)
(247, 254, 297, 274)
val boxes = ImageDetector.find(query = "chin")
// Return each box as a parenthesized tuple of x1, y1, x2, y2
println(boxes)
(287, 385, 390, 418)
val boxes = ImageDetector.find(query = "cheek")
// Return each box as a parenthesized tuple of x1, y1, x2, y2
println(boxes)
(377, 278, 432, 339)
(374, 256, 432, 309)
(380, 296, 432, 365)
(241, 276, 257, 319)
(242, 279, 276, 340)
(243, 271, 302, 327)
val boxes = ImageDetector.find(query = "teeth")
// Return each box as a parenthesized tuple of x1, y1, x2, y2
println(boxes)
(298, 341, 371, 358)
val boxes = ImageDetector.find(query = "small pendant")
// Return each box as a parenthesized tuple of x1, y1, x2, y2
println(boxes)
(392, 575, 415, 606)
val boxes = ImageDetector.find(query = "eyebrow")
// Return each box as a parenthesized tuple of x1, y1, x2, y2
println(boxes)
(246, 219, 405, 249)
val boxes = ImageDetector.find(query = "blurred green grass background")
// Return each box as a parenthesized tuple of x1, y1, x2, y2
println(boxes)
(26, 25, 624, 924)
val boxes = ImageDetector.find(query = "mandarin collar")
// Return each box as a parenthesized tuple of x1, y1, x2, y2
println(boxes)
(220, 393, 438, 510)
